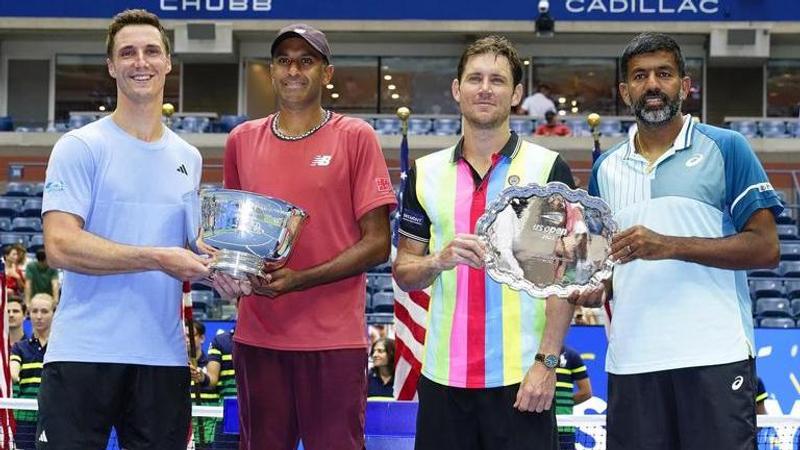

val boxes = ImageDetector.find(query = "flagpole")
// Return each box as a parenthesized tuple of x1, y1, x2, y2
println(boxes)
(587, 113, 602, 163)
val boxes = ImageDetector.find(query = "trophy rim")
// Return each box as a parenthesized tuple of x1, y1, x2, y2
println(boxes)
(477, 181, 618, 299)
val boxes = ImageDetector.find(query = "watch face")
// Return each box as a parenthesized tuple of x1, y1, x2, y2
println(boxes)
(544, 354, 559, 368)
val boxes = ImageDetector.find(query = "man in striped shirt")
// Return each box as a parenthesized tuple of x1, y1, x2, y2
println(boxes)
(394, 35, 576, 450)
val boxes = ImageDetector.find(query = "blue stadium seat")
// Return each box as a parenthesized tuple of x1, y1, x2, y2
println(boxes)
(792, 299, 800, 318)
(433, 118, 460, 136)
(759, 120, 788, 138)
(27, 233, 44, 253)
(191, 282, 213, 291)
(19, 198, 42, 217)
(369, 274, 394, 293)
(776, 208, 795, 225)
(180, 116, 209, 133)
(759, 317, 796, 328)
(776, 190, 788, 204)
(0, 233, 28, 248)
(190, 290, 214, 307)
(372, 260, 391, 273)
(750, 279, 783, 299)
(567, 118, 591, 137)
(509, 118, 535, 136)
(781, 242, 800, 261)
(11, 217, 41, 232)
(5, 182, 33, 197)
(0, 198, 22, 218)
(777, 224, 798, 240)
(371, 291, 394, 313)
(729, 120, 758, 138)
(219, 115, 248, 133)
(781, 261, 800, 277)
(787, 121, 800, 137)
(30, 183, 45, 197)
(785, 280, 800, 299)
(68, 115, 94, 130)
(755, 297, 792, 318)
(0, 117, 13, 132)
(408, 118, 433, 135)
(0, 218, 11, 232)
(374, 118, 401, 135)
(599, 120, 623, 137)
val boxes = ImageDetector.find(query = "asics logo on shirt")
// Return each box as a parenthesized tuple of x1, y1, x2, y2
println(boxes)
(685, 154, 704, 167)
(177, 164, 188, 176)
(731, 375, 744, 391)
(310, 155, 332, 167)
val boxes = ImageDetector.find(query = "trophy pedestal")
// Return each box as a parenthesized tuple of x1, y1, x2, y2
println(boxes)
(211, 249, 264, 279)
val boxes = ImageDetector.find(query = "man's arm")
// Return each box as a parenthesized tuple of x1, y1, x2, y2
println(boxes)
(611, 208, 779, 270)
(514, 295, 575, 412)
(206, 360, 221, 387)
(44, 210, 210, 280)
(50, 276, 60, 304)
(393, 234, 486, 292)
(24, 279, 32, 305)
(9, 360, 20, 384)
(249, 205, 392, 297)
(574, 377, 592, 405)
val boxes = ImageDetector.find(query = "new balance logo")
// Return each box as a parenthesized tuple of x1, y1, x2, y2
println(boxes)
(38, 430, 48, 443)
(310, 155, 332, 167)
(177, 164, 188, 176)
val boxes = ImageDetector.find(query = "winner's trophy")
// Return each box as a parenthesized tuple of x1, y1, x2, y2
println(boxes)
(476, 182, 616, 298)
(184, 188, 307, 279)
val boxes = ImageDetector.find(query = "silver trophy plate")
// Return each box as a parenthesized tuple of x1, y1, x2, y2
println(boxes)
(183, 188, 307, 279)
(476, 182, 616, 298)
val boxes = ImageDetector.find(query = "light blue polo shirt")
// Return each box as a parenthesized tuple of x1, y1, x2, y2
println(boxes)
(589, 115, 782, 375)
(42, 116, 201, 366)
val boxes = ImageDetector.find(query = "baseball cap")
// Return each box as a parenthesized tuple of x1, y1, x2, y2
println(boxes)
(271, 23, 331, 63)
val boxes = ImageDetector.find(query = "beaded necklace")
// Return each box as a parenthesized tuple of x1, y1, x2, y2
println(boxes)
(271, 109, 332, 141)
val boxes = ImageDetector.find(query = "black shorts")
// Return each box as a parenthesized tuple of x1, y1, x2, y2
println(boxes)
(415, 376, 558, 450)
(607, 358, 756, 450)
(35, 362, 190, 450)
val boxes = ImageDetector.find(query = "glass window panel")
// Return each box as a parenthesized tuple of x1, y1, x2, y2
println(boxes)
(530, 58, 617, 116)
(55, 55, 179, 122)
(380, 57, 459, 115)
(767, 60, 800, 117)
(182, 63, 236, 114)
(323, 57, 378, 113)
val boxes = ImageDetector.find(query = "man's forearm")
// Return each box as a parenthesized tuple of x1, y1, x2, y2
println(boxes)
(296, 233, 390, 291)
(668, 231, 777, 270)
(393, 250, 442, 292)
(538, 295, 575, 355)
(46, 227, 164, 275)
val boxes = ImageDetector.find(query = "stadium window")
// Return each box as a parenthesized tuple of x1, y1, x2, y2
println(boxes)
(767, 60, 800, 117)
(379, 57, 459, 115)
(54, 55, 180, 124)
(182, 63, 238, 115)
(322, 57, 379, 114)
(531, 58, 618, 116)
(7, 59, 50, 129)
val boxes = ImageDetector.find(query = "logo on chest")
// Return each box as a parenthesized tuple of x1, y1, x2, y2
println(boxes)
(310, 155, 333, 167)
(685, 154, 704, 168)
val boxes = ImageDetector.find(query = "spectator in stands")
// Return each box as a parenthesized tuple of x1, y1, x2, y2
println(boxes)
(37, 9, 213, 449)
(10, 293, 55, 450)
(367, 337, 395, 398)
(219, 23, 396, 450)
(535, 110, 572, 137)
(4, 244, 26, 298)
(574, 32, 782, 449)
(207, 318, 238, 450)
(394, 35, 576, 449)
(24, 248, 58, 306)
(186, 321, 218, 450)
(555, 346, 592, 450)
(7, 296, 26, 349)
(521, 83, 557, 119)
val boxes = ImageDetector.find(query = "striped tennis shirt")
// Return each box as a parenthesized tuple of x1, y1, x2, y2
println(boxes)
(399, 132, 575, 388)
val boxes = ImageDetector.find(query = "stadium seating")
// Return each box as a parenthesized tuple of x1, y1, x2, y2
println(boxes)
(760, 120, 788, 138)
(408, 118, 433, 135)
(755, 297, 793, 318)
(19, 198, 42, 217)
(0, 233, 27, 248)
(11, 217, 41, 232)
(759, 317, 796, 328)
(777, 208, 796, 225)
(0, 116, 13, 132)
(27, 234, 44, 253)
(371, 291, 395, 314)
(0, 217, 11, 232)
(4, 182, 33, 197)
(432, 118, 460, 135)
(785, 280, 800, 299)
(777, 225, 798, 240)
(728, 120, 759, 138)
(792, 299, 800, 318)
(218, 115, 248, 133)
(750, 279, 783, 299)
(368, 274, 394, 293)
(509, 118, 535, 135)
(374, 118, 402, 135)
(599, 119, 623, 137)
(781, 261, 800, 277)
(567, 118, 591, 137)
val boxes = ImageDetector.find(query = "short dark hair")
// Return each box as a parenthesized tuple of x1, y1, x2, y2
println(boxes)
(189, 321, 206, 336)
(457, 35, 523, 88)
(620, 32, 686, 80)
(8, 296, 25, 314)
(106, 9, 171, 58)
(35, 248, 47, 263)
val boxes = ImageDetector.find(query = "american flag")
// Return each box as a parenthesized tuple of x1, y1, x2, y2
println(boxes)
(391, 130, 431, 400)
(0, 259, 14, 449)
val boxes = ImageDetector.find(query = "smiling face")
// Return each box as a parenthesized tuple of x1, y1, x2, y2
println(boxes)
(619, 50, 691, 128)
(106, 24, 172, 106)
(270, 37, 334, 110)
(452, 52, 523, 131)
(371, 341, 388, 368)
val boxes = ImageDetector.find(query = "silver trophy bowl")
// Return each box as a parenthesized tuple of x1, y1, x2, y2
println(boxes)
(476, 182, 617, 298)
(184, 188, 308, 279)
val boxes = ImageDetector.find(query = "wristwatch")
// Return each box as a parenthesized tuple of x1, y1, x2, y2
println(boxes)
(535, 353, 559, 369)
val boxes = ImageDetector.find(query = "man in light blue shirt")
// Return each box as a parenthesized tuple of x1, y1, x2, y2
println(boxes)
(574, 32, 781, 450)
(36, 9, 211, 450)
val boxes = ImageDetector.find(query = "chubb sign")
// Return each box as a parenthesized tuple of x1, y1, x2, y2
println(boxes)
(159, 0, 272, 12)
(565, 0, 719, 14)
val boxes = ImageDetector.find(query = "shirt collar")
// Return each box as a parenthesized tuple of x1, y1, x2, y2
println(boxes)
(625, 114, 694, 160)
(451, 131, 520, 163)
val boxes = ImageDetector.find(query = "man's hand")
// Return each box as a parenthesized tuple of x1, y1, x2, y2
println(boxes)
(433, 234, 487, 271)
(155, 248, 211, 281)
(189, 364, 205, 384)
(211, 272, 253, 299)
(514, 363, 556, 413)
(248, 267, 307, 298)
(610, 225, 673, 264)
(566, 282, 609, 308)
